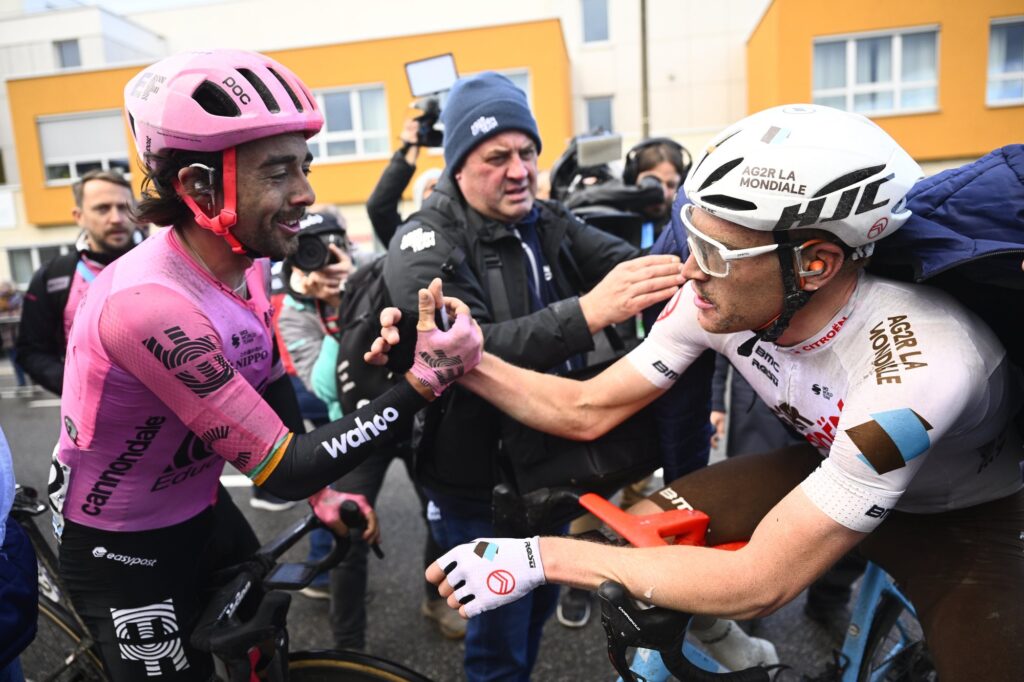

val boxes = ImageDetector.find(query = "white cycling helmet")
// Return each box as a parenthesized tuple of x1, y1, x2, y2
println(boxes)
(684, 104, 922, 252)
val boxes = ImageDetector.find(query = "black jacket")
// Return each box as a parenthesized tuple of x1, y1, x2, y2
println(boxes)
(384, 173, 638, 501)
(366, 150, 416, 247)
(16, 251, 86, 395)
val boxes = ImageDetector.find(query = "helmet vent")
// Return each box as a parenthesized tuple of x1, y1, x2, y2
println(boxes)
(813, 165, 885, 197)
(698, 157, 743, 192)
(701, 194, 757, 211)
(237, 68, 280, 113)
(127, 112, 136, 138)
(192, 81, 241, 117)
(267, 67, 304, 112)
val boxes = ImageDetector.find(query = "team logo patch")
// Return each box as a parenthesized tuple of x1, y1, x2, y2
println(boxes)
(845, 408, 933, 475)
(487, 569, 516, 595)
(109, 599, 190, 675)
(399, 227, 436, 253)
(473, 541, 500, 561)
(142, 326, 234, 398)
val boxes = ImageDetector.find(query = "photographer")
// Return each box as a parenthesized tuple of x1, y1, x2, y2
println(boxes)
(366, 108, 443, 247)
(622, 137, 691, 245)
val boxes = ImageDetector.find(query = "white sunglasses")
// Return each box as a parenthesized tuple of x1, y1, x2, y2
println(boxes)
(680, 204, 779, 278)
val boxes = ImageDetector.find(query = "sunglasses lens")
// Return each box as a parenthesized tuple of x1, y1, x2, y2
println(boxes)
(685, 228, 728, 277)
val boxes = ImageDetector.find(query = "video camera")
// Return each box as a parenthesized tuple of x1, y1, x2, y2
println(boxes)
(290, 212, 349, 272)
(404, 54, 458, 148)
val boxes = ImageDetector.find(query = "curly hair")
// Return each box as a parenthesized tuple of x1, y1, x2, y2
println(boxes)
(132, 150, 223, 228)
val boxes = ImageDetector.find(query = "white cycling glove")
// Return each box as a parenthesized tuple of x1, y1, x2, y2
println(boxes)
(436, 537, 546, 618)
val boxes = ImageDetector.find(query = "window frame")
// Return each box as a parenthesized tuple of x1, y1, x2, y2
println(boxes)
(6, 241, 76, 289)
(37, 110, 132, 187)
(307, 84, 391, 164)
(812, 25, 940, 117)
(54, 39, 82, 69)
(581, 0, 610, 44)
(987, 16, 1024, 107)
(584, 95, 614, 133)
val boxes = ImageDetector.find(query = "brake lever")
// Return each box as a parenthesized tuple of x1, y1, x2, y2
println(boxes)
(598, 581, 691, 682)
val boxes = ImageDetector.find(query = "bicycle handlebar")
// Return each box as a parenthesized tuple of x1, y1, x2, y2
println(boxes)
(191, 499, 371, 681)
(598, 581, 770, 682)
(581, 493, 771, 681)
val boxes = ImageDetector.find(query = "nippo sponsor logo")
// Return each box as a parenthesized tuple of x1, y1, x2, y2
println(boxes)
(321, 407, 400, 459)
(487, 569, 516, 595)
(91, 546, 157, 568)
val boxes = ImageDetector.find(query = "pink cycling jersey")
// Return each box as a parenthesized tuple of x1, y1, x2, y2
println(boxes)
(51, 228, 290, 534)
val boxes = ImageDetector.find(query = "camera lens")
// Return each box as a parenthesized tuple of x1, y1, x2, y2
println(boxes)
(292, 234, 329, 271)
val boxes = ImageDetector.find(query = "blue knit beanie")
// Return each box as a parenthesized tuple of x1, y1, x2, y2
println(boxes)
(441, 72, 542, 172)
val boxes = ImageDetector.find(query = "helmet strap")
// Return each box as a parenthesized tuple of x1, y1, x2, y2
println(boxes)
(736, 232, 815, 357)
(172, 147, 260, 257)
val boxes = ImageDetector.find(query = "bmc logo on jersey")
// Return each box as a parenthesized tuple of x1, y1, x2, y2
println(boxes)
(321, 408, 400, 459)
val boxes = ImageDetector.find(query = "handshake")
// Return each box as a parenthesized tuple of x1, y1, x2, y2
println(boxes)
(365, 278, 482, 399)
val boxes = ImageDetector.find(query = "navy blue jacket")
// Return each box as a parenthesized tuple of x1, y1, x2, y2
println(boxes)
(646, 144, 1024, 480)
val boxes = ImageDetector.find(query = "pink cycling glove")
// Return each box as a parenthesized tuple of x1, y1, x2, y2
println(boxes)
(409, 313, 483, 397)
(308, 487, 373, 528)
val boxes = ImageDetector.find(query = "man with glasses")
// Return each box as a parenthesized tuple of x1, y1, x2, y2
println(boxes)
(400, 104, 1024, 681)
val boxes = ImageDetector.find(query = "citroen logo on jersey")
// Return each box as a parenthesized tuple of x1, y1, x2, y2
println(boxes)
(109, 599, 189, 676)
(143, 326, 234, 398)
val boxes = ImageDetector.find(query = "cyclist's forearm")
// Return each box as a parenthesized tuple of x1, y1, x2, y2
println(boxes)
(256, 377, 429, 499)
(540, 537, 777, 620)
(459, 352, 598, 439)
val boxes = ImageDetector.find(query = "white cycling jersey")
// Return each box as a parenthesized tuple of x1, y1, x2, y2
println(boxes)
(629, 272, 1023, 532)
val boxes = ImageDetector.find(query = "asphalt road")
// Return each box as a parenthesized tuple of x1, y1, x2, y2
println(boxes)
(2, 360, 845, 681)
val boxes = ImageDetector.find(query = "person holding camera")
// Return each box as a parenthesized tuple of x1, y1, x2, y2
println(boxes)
(622, 137, 691, 246)
(366, 114, 443, 248)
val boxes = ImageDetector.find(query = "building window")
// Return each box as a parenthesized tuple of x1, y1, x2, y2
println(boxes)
(54, 39, 81, 69)
(6, 243, 74, 288)
(38, 111, 131, 184)
(307, 86, 389, 161)
(585, 96, 613, 132)
(988, 19, 1024, 105)
(582, 0, 609, 43)
(813, 28, 938, 115)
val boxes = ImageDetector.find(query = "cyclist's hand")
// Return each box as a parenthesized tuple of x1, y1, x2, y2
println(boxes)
(309, 488, 380, 545)
(426, 536, 545, 618)
(407, 279, 482, 397)
(579, 255, 685, 332)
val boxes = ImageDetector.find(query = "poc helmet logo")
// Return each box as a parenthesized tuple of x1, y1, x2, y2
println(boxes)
(221, 77, 251, 105)
(92, 546, 108, 558)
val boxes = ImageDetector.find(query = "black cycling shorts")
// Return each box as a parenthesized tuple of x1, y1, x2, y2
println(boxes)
(59, 485, 259, 681)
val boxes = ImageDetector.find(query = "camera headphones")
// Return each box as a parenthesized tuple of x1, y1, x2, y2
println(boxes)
(622, 137, 692, 186)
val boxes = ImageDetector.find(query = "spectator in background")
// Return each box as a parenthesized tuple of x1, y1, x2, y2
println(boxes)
(385, 71, 684, 680)
(265, 209, 350, 594)
(366, 118, 442, 248)
(0, 283, 27, 393)
(16, 170, 139, 395)
(622, 138, 690, 247)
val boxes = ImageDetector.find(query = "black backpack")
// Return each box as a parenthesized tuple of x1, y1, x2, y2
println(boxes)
(333, 254, 397, 414)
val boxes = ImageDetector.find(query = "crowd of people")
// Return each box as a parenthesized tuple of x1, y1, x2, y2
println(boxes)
(0, 46, 1021, 682)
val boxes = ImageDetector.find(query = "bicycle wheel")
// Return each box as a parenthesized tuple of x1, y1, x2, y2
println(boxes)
(288, 649, 434, 682)
(20, 601, 107, 682)
(856, 593, 935, 682)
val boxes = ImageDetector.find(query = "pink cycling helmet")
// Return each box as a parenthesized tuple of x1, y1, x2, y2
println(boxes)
(124, 50, 323, 254)
(125, 49, 322, 163)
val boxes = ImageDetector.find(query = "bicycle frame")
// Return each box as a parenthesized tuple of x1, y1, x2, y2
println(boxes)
(838, 563, 917, 682)
(576, 492, 921, 682)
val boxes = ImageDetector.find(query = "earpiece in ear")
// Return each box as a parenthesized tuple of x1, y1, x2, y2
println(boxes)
(807, 260, 825, 275)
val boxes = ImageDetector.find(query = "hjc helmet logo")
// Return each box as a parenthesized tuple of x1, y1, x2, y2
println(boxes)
(221, 77, 251, 105)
